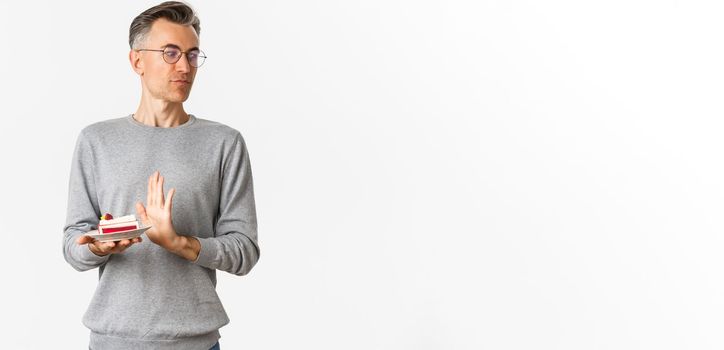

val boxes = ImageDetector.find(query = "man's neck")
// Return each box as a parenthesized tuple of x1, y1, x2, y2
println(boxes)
(133, 97, 189, 128)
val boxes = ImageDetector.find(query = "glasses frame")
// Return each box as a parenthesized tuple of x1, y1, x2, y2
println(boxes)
(135, 47, 207, 68)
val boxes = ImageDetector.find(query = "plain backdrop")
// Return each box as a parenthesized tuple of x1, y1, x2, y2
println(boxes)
(1, 0, 724, 349)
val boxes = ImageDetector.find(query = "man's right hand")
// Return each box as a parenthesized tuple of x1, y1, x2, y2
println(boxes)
(76, 235, 143, 256)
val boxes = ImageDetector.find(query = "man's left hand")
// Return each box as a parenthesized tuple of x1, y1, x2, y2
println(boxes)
(136, 170, 179, 251)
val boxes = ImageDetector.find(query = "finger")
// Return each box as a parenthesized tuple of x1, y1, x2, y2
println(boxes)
(94, 241, 115, 254)
(147, 173, 154, 206)
(112, 240, 130, 252)
(120, 238, 141, 252)
(158, 175, 165, 207)
(152, 171, 160, 206)
(166, 188, 175, 213)
(116, 240, 131, 252)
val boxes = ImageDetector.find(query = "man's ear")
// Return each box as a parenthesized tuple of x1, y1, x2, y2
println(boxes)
(129, 50, 144, 76)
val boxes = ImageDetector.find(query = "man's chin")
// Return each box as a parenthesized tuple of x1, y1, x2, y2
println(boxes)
(163, 93, 191, 103)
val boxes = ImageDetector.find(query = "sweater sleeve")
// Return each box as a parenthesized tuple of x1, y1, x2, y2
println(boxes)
(62, 130, 110, 271)
(193, 132, 260, 276)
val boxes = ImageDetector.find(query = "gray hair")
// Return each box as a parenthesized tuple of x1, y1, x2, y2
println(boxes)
(129, 1, 201, 49)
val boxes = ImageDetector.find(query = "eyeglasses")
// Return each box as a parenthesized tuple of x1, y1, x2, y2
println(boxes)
(135, 46, 207, 67)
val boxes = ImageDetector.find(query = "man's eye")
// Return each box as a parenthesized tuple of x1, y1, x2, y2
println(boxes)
(165, 50, 181, 58)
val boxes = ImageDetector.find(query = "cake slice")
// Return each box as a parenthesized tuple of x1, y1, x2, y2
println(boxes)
(98, 213, 139, 234)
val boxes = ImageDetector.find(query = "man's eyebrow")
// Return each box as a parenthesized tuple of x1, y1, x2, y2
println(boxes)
(161, 43, 200, 51)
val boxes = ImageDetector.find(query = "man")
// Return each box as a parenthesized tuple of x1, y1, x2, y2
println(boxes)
(62, 2, 259, 349)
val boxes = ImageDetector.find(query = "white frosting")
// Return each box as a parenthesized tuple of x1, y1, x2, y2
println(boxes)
(100, 214, 137, 225)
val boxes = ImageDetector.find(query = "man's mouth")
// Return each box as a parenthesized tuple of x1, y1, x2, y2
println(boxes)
(171, 80, 190, 84)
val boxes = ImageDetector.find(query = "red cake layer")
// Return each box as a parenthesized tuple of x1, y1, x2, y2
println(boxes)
(100, 225, 138, 234)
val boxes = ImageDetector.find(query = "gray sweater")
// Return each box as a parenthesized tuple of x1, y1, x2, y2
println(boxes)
(63, 114, 260, 350)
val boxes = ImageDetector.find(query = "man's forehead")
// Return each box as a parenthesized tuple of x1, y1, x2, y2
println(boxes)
(145, 19, 199, 49)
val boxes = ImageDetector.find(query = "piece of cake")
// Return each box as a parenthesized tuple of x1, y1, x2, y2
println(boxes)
(98, 213, 139, 234)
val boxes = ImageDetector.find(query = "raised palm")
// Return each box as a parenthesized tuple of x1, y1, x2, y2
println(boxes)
(135, 171, 178, 249)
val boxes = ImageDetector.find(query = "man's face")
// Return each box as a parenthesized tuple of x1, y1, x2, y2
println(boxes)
(131, 18, 200, 103)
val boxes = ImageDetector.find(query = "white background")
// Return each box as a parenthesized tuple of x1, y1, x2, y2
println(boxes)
(1, 0, 723, 349)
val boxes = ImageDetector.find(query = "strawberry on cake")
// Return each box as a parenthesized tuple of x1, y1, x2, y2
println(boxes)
(98, 213, 139, 234)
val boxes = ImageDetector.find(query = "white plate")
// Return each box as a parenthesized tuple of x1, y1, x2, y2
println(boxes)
(84, 225, 152, 242)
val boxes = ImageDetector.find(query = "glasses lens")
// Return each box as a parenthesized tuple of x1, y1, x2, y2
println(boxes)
(163, 47, 182, 63)
(190, 50, 206, 67)
(186, 50, 199, 67)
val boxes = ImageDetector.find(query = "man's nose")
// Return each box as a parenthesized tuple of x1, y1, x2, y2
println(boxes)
(175, 53, 192, 73)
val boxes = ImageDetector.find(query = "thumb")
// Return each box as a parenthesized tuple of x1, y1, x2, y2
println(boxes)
(76, 234, 94, 245)
(135, 201, 148, 221)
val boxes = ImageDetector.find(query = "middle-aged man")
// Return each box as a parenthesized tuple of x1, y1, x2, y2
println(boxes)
(62, 2, 260, 349)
